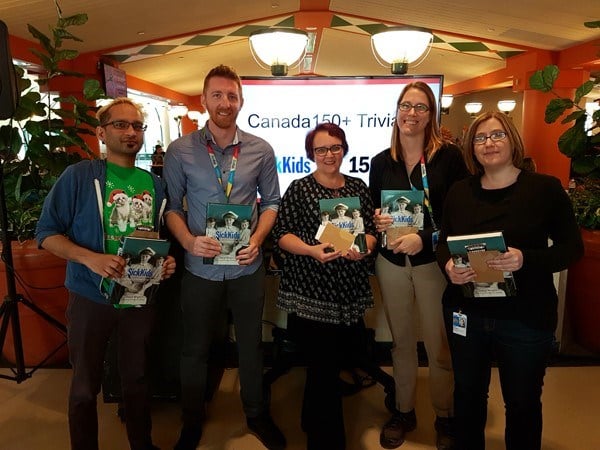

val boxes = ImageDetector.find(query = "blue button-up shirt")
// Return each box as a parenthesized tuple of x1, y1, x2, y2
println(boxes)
(164, 125, 280, 280)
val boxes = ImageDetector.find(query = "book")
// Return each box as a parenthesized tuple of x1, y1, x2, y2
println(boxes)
(447, 231, 517, 298)
(381, 190, 425, 249)
(317, 196, 366, 253)
(108, 236, 171, 306)
(205, 202, 253, 265)
(315, 222, 356, 253)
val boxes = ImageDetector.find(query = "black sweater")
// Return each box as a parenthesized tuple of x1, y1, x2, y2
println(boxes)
(369, 143, 470, 266)
(437, 171, 584, 331)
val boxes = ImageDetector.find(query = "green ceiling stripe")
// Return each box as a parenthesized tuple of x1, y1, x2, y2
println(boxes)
(229, 24, 267, 36)
(183, 35, 223, 46)
(331, 15, 353, 27)
(275, 16, 295, 27)
(138, 45, 178, 55)
(357, 23, 387, 35)
(104, 54, 130, 63)
(497, 50, 525, 59)
(449, 42, 490, 52)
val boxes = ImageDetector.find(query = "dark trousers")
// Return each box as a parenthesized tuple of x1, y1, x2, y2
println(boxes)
(66, 292, 157, 450)
(444, 307, 554, 450)
(287, 314, 367, 450)
(179, 266, 266, 423)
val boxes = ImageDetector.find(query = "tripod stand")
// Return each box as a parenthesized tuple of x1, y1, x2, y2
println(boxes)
(0, 162, 67, 383)
(0, 19, 67, 383)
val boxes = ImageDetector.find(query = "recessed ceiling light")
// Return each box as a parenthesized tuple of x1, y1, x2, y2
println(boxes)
(137, 31, 145, 36)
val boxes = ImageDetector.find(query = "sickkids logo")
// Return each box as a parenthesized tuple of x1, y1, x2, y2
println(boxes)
(276, 156, 311, 174)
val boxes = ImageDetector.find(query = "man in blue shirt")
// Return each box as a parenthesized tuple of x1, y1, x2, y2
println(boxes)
(164, 65, 284, 450)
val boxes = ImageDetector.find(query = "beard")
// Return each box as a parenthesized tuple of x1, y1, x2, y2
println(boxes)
(210, 108, 238, 130)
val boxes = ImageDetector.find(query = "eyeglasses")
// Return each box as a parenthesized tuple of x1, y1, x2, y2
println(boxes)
(398, 102, 430, 113)
(102, 120, 147, 132)
(473, 131, 507, 145)
(313, 144, 344, 156)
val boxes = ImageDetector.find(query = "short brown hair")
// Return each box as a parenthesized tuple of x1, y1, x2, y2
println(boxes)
(203, 64, 243, 97)
(463, 111, 524, 175)
(305, 122, 349, 162)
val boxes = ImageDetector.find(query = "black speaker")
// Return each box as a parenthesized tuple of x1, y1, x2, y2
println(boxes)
(0, 20, 19, 120)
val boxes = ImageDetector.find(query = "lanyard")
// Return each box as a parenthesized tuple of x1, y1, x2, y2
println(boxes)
(410, 155, 438, 231)
(207, 141, 240, 201)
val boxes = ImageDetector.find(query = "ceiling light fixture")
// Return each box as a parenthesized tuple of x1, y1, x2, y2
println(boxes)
(371, 26, 433, 75)
(441, 94, 454, 115)
(497, 99, 516, 114)
(249, 28, 309, 76)
(465, 102, 483, 117)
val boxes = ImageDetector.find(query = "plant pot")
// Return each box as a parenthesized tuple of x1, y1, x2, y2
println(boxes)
(1, 240, 69, 366)
(566, 229, 600, 353)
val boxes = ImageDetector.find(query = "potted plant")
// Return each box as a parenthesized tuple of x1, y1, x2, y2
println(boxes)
(0, 12, 105, 365)
(529, 31, 600, 353)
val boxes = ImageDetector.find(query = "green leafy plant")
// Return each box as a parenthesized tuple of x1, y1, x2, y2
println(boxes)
(529, 65, 599, 178)
(529, 21, 600, 229)
(0, 12, 106, 242)
(570, 177, 600, 230)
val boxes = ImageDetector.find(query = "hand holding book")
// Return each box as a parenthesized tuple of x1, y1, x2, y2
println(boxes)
(482, 247, 523, 273)
(446, 231, 518, 298)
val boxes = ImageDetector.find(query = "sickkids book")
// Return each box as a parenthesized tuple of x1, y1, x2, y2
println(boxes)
(107, 236, 171, 306)
(447, 231, 517, 298)
(316, 196, 367, 253)
(205, 202, 253, 265)
(381, 190, 425, 249)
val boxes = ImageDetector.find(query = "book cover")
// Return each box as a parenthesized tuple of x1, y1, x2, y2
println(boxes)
(447, 231, 517, 298)
(315, 222, 356, 253)
(205, 203, 253, 265)
(318, 196, 365, 252)
(381, 190, 425, 249)
(108, 236, 171, 306)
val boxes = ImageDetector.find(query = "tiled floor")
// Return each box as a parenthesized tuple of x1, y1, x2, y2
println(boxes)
(1, 365, 599, 449)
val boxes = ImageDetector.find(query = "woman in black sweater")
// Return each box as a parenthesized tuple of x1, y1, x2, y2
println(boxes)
(437, 111, 583, 450)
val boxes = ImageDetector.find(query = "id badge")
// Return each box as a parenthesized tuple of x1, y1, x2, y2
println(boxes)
(432, 230, 439, 252)
(452, 311, 467, 336)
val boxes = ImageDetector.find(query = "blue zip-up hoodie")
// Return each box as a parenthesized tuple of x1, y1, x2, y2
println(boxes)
(36, 159, 167, 304)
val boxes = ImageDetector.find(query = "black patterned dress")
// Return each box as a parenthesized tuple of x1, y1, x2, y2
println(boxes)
(273, 173, 375, 325)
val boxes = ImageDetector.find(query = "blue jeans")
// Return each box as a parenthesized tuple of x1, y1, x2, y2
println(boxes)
(444, 307, 554, 450)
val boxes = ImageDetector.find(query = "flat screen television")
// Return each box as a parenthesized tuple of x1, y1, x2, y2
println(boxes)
(102, 63, 127, 98)
(239, 75, 444, 193)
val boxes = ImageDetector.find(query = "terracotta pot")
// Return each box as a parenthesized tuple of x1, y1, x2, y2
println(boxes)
(1, 240, 69, 366)
(566, 229, 600, 353)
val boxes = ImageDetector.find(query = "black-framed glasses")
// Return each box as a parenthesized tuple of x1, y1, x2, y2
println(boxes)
(398, 102, 430, 113)
(102, 120, 147, 132)
(473, 131, 507, 145)
(313, 144, 344, 156)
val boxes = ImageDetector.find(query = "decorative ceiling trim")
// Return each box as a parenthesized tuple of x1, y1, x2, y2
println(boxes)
(105, 13, 525, 65)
